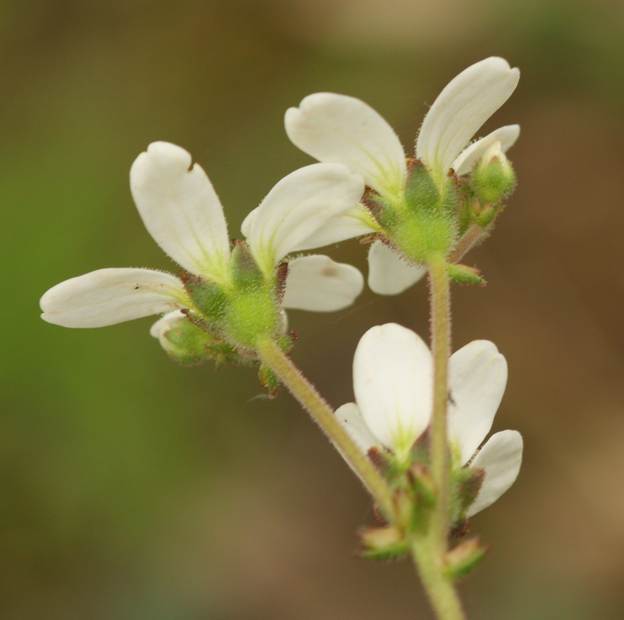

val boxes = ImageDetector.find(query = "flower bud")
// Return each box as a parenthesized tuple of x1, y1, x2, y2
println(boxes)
(470, 141, 516, 205)
(150, 310, 236, 366)
(444, 538, 486, 579)
(360, 525, 408, 560)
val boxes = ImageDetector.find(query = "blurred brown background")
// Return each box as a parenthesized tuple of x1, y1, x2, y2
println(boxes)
(3, 0, 624, 618)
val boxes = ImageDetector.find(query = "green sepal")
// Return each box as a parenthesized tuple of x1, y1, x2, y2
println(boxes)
(451, 466, 484, 524)
(408, 463, 436, 508)
(448, 264, 486, 286)
(258, 363, 280, 398)
(183, 274, 228, 325)
(405, 165, 440, 215)
(360, 525, 409, 561)
(231, 240, 265, 290)
(444, 538, 486, 579)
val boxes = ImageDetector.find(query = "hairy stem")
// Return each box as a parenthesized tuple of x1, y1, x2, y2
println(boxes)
(428, 253, 452, 551)
(411, 539, 466, 620)
(449, 223, 489, 263)
(256, 337, 394, 519)
(404, 253, 466, 620)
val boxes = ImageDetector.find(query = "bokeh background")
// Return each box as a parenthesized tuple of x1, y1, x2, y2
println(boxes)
(3, 0, 624, 618)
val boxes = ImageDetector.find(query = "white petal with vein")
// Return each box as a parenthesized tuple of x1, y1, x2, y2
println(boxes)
(416, 57, 520, 174)
(368, 240, 426, 295)
(452, 125, 520, 175)
(353, 323, 432, 454)
(40, 268, 185, 328)
(448, 340, 508, 465)
(282, 255, 363, 312)
(130, 142, 230, 279)
(244, 163, 364, 272)
(467, 430, 523, 517)
(285, 93, 406, 196)
(335, 402, 378, 455)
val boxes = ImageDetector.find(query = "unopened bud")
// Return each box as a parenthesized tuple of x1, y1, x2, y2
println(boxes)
(360, 525, 408, 560)
(471, 141, 516, 205)
(444, 538, 486, 579)
(150, 310, 233, 366)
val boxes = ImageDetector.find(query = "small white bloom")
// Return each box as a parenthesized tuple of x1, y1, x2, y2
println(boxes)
(352, 323, 433, 460)
(41, 142, 365, 336)
(285, 57, 520, 294)
(337, 324, 523, 516)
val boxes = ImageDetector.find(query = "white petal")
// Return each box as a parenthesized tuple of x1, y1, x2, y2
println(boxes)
(448, 341, 508, 465)
(368, 241, 426, 295)
(40, 268, 185, 328)
(353, 323, 432, 455)
(130, 142, 230, 279)
(452, 125, 520, 176)
(285, 93, 406, 197)
(467, 430, 523, 517)
(282, 255, 364, 312)
(244, 163, 364, 272)
(150, 309, 187, 340)
(335, 402, 378, 455)
(288, 205, 377, 252)
(242, 204, 374, 253)
(416, 57, 520, 175)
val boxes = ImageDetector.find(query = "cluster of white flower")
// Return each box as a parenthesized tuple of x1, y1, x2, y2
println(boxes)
(40, 57, 523, 528)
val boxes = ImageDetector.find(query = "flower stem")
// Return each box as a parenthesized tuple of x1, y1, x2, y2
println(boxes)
(411, 538, 466, 620)
(449, 223, 489, 263)
(256, 337, 395, 519)
(428, 253, 452, 551)
(407, 252, 466, 620)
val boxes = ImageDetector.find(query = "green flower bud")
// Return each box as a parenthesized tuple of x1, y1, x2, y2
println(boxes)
(360, 525, 408, 560)
(470, 141, 516, 205)
(150, 311, 237, 366)
(444, 538, 486, 580)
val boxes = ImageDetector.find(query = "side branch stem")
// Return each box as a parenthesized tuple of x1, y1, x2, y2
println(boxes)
(449, 223, 489, 263)
(256, 338, 394, 519)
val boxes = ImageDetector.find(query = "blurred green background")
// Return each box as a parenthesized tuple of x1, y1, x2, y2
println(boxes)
(3, 0, 624, 618)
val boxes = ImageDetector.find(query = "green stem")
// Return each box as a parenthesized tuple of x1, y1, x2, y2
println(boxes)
(404, 252, 466, 620)
(256, 337, 395, 519)
(411, 539, 466, 620)
(428, 254, 452, 552)
(449, 223, 489, 263)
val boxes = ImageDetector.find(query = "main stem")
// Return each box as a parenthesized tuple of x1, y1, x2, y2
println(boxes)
(256, 337, 394, 519)
(428, 253, 452, 551)
(411, 253, 465, 620)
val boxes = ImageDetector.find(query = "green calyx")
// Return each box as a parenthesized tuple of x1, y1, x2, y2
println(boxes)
(183, 241, 283, 352)
(379, 166, 459, 263)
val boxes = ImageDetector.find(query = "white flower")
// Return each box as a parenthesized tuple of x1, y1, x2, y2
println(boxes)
(40, 142, 365, 337)
(284, 57, 520, 295)
(336, 323, 523, 516)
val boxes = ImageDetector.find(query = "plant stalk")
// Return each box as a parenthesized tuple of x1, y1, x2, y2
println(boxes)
(411, 539, 466, 620)
(428, 253, 452, 551)
(256, 337, 394, 519)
